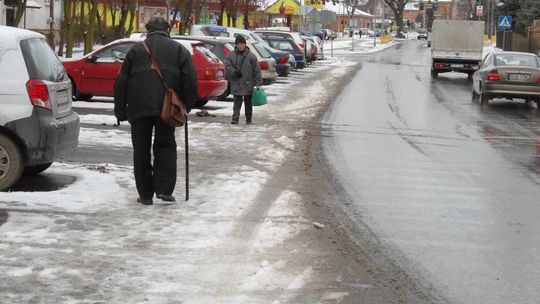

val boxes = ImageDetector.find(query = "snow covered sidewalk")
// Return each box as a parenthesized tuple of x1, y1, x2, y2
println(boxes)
(0, 58, 368, 303)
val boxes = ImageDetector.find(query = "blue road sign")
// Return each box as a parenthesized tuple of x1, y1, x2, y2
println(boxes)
(498, 15, 512, 30)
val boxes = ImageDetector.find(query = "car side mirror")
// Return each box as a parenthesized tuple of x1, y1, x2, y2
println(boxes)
(86, 55, 98, 63)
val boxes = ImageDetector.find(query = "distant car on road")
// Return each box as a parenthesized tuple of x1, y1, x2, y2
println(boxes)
(417, 28, 428, 40)
(0, 26, 80, 191)
(472, 51, 540, 106)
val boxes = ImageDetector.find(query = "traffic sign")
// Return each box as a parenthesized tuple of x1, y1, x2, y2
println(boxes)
(498, 15, 512, 30)
(476, 5, 483, 17)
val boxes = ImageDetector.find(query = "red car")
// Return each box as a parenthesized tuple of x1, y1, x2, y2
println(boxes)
(62, 38, 227, 107)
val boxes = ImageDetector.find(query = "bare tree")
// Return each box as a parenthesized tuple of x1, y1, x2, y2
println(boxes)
(14, 0, 27, 27)
(83, 0, 99, 54)
(59, 0, 74, 57)
(383, 0, 409, 37)
(226, 0, 238, 27)
(112, 0, 130, 39)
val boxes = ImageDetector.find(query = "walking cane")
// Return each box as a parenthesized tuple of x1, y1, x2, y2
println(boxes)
(185, 119, 189, 201)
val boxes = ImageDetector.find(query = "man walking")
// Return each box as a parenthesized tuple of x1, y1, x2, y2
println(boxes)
(114, 17, 197, 205)
(224, 35, 261, 124)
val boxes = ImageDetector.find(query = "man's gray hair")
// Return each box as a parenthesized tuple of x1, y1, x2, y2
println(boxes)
(145, 16, 170, 32)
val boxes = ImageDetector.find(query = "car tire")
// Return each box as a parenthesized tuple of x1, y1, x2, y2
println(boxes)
(479, 86, 489, 105)
(472, 88, 479, 100)
(431, 69, 438, 79)
(23, 162, 53, 175)
(70, 78, 93, 101)
(0, 134, 24, 191)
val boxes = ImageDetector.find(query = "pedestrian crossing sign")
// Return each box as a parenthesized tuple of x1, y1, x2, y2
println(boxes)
(498, 15, 512, 30)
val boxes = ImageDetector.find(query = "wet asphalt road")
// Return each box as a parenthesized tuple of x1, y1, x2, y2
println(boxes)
(322, 40, 540, 303)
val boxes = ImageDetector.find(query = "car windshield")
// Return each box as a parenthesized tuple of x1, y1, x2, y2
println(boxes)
(495, 54, 539, 67)
(20, 38, 66, 82)
(94, 42, 135, 62)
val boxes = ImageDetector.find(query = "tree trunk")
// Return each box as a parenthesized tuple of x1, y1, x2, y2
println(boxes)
(180, 0, 193, 35)
(218, 0, 226, 26)
(79, 0, 86, 45)
(14, 0, 27, 27)
(63, 0, 74, 58)
(115, 0, 128, 39)
(84, 0, 98, 55)
(58, 21, 65, 56)
(125, 0, 136, 37)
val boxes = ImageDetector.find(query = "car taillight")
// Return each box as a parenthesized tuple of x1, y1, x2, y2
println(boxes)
(299, 43, 305, 49)
(434, 63, 446, 69)
(223, 48, 231, 55)
(487, 70, 500, 81)
(259, 61, 269, 70)
(204, 69, 215, 80)
(537, 76, 540, 83)
(279, 54, 288, 64)
(26, 79, 51, 110)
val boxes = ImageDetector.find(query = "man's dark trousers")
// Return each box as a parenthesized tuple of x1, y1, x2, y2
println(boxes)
(232, 95, 252, 122)
(131, 117, 177, 199)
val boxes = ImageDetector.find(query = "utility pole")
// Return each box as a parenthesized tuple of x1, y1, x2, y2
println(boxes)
(48, 0, 55, 48)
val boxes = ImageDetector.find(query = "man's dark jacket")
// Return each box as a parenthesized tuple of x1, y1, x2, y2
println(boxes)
(114, 31, 198, 122)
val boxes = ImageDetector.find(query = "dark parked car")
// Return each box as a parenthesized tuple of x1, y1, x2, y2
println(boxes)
(259, 36, 306, 69)
(472, 51, 540, 106)
(260, 43, 291, 76)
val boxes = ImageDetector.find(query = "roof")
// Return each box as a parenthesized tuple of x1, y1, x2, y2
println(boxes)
(322, 3, 374, 18)
(0, 26, 44, 49)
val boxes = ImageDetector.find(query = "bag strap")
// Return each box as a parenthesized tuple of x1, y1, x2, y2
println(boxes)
(142, 41, 169, 90)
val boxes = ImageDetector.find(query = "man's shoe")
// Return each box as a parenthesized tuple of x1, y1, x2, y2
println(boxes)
(231, 120, 239, 124)
(156, 194, 176, 202)
(137, 197, 153, 205)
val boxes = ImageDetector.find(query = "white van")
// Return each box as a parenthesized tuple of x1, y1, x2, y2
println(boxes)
(0, 26, 80, 191)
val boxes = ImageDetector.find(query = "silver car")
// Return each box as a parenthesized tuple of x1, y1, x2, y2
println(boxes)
(0, 26, 79, 191)
(472, 51, 540, 106)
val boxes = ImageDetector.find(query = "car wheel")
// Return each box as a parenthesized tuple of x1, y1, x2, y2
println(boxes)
(23, 162, 53, 175)
(479, 86, 489, 105)
(472, 88, 479, 100)
(70, 78, 93, 101)
(0, 134, 24, 191)
(431, 69, 438, 79)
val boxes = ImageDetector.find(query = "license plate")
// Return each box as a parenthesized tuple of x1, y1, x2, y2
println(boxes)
(507, 73, 530, 81)
(56, 90, 69, 105)
(451, 64, 464, 68)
